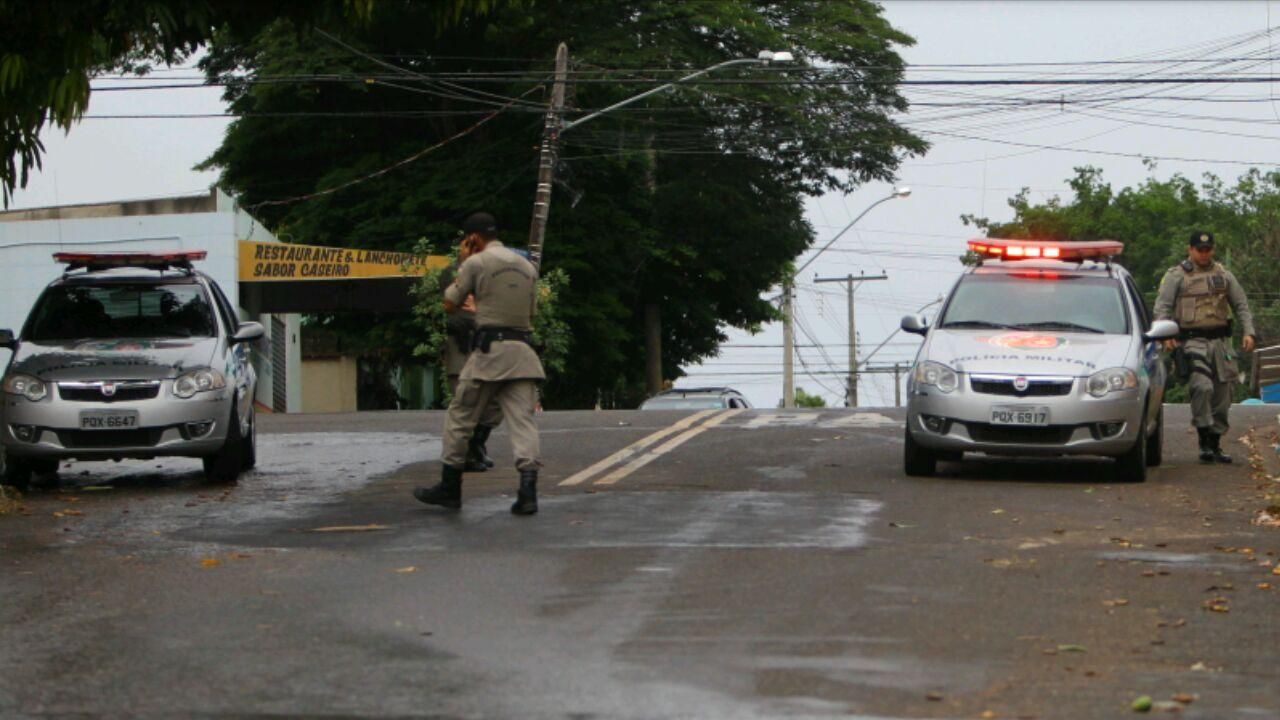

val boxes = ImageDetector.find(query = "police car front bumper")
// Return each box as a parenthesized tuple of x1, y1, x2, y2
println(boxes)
(907, 379, 1145, 458)
(1, 387, 233, 461)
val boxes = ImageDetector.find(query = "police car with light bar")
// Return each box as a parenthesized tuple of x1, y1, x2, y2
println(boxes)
(0, 251, 263, 489)
(901, 239, 1179, 482)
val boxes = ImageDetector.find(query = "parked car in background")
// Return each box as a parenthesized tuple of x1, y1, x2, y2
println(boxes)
(0, 251, 263, 489)
(639, 387, 752, 410)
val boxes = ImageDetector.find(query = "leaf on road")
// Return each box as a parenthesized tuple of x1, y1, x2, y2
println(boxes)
(80, 485, 113, 491)
(1202, 597, 1230, 613)
(1131, 695, 1153, 712)
(200, 558, 221, 567)
(1057, 644, 1087, 653)
(991, 508, 1006, 514)
(307, 524, 390, 533)
(1171, 693, 1196, 705)
(1102, 598, 1130, 607)
(394, 566, 417, 573)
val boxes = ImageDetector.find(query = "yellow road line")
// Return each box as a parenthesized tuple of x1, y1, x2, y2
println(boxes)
(557, 409, 719, 487)
(593, 409, 745, 486)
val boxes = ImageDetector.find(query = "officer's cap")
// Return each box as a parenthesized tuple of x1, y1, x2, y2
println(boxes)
(461, 212, 498, 237)
(1189, 231, 1214, 248)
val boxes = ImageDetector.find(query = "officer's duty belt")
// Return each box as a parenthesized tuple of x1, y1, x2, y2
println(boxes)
(1180, 325, 1230, 340)
(473, 326, 534, 353)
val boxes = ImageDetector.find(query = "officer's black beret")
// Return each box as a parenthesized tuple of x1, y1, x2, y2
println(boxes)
(1189, 231, 1214, 247)
(461, 212, 498, 236)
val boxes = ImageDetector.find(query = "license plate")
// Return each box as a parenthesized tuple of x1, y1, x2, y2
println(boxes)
(990, 405, 1050, 426)
(79, 410, 139, 430)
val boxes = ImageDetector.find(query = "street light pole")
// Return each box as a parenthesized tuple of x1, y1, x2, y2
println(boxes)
(781, 187, 909, 408)
(814, 272, 888, 407)
(525, 49, 793, 269)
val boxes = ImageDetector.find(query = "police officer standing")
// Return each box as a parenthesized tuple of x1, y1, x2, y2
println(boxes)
(414, 212, 544, 514)
(439, 261, 502, 472)
(1154, 231, 1257, 463)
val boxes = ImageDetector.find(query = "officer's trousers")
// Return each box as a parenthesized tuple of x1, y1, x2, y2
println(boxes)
(447, 375, 503, 428)
(443, 378, 540, 470)
(1184, 337, 1234, 435)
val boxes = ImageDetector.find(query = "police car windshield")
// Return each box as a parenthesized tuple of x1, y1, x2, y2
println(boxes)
(940, 275, 1128, 335)
(26, 284, 217, 341)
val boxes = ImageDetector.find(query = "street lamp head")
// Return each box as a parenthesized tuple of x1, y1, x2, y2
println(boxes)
(893, 186, 912, 198)
(758, 50, 795, 64)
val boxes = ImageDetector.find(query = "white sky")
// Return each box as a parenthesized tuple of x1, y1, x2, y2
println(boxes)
(8, 1, 1280, 408)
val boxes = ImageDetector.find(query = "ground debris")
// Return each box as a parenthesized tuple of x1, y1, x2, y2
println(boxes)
(306, 524, 391, 533)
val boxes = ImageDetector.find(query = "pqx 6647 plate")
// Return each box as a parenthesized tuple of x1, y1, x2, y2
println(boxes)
(989, 405, 1050, 426)
(79, 409, 139, 430)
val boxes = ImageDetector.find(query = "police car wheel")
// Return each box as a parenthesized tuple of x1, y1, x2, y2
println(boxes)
(903, 427, 938, 477)
(1114, 428, 1148, 483)
(1, 450, 33, 492)
(202, 406, 243, 484)
(1144, 405, 1163, 467)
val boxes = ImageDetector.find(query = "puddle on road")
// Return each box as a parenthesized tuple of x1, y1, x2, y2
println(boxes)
(44, 433, 437, 538)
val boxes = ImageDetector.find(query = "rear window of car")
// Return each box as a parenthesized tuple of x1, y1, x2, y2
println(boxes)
(25, 283, 217, 341)
(640, 396, 727, 410)
(940, 274, 1129, 335)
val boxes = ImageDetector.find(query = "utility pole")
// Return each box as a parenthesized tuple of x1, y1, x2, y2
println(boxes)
(814, 272, 887, 407)
(527, 43, 568, 269)
(782, 280, 795, 407)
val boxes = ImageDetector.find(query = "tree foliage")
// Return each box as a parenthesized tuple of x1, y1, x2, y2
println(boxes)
(198, 0, 926, 407)
(793, 387, 827, 408)
(0, 0, 518, 205)
(964, 166, 1280, 395)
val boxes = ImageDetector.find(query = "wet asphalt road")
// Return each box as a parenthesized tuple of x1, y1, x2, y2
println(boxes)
(1, 405, 1278, 719)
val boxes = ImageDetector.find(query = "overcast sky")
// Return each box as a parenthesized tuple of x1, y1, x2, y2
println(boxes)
(9, 1, 1280, 408)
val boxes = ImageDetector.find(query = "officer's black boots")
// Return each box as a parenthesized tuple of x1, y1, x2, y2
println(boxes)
(1197, 427, 1216, 463)
(465, 425, 496, 472)
(413, 465, 464, 509)
(1208, 433, 1233, 464)
(511, 469, 538, 515)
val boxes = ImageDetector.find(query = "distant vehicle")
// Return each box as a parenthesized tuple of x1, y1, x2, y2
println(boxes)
(0, 251, 264, 490)
(901, 239, 1178, 483)
(639, 387, 752, 410)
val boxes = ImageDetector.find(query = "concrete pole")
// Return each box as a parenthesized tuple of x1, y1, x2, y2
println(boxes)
(782, 279, 795, 408)
(527, 43, 568, 269)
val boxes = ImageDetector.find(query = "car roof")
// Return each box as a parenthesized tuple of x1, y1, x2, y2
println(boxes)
(654, 387, 741, 396)
(967, 258, 1127, 279)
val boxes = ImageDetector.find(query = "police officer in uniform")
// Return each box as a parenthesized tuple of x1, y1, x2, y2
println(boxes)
(414, 212, 544, 514)
(439, 260, 502, 472)
(1154, 231, 1257, 463)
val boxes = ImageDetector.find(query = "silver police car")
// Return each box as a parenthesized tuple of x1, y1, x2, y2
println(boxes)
(0, 251, 263, 489)
(901, 239, 1178, 483)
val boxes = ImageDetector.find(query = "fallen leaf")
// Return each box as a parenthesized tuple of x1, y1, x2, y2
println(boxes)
(80, 485, 112, 491)
(200, 558, 221, 567)
(1171, 693, 1196, 705)
(1057, 644, 1087, 653)
(981, 712, 996, 719)
(307, 524, 390, 533)
(1102, 598, 1130, 607)
(394, 566, 417, 573)
(991, 508, 1006, 514)
(1131, 695, 1153, 712)
(1257, 583, 1272, 590)
(925, 692, 943, 702)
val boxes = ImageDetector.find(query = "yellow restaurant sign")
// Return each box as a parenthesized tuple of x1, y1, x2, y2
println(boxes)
(238, 240, 448, 281)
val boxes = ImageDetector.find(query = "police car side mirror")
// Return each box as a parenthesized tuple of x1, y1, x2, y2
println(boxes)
(232, 322, 265, 344)
(1143, 319, 1179, 342)
(0, 329, 15, 350)
(901, 314, 929, 336)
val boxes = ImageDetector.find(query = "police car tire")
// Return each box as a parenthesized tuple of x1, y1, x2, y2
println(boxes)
(202, 406, 243, 484)
(1145, 405, 1163, 467)
(1, 451, 33, 492)
(1114, 429, 1148, 483)
(240, 409, 257, 471)
(903, 427, 937, 477)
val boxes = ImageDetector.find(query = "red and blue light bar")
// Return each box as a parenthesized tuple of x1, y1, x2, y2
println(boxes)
(967, 238, 1123, 261)
(53, 250, 207, 272)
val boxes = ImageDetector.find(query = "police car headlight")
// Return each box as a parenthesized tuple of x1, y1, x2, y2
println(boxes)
(913, 361, 959, 393)
(1087, 368, 1137, 398)
(2, 373, 47, 402)
(173, 369, 226, 399)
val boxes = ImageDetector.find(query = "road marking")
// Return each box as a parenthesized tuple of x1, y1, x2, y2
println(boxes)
(558, 409, 719, 486)
(594, 409, 745, 486)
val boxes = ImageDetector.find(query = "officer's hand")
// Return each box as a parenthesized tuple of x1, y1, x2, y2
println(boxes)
(462, 295, 477, 312)
(1161, 339, 1179, 352)
(1243, 334, 1256, 353)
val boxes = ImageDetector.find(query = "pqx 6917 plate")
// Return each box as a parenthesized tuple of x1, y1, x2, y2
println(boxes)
(79, 409, 139, 430)
(989, 405, 1050, 426)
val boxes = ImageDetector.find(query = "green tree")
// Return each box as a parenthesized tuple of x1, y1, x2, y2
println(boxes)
(198, 0, 927, 407)
(0, 0, 516, 205)
(794, 387, 826, 408)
